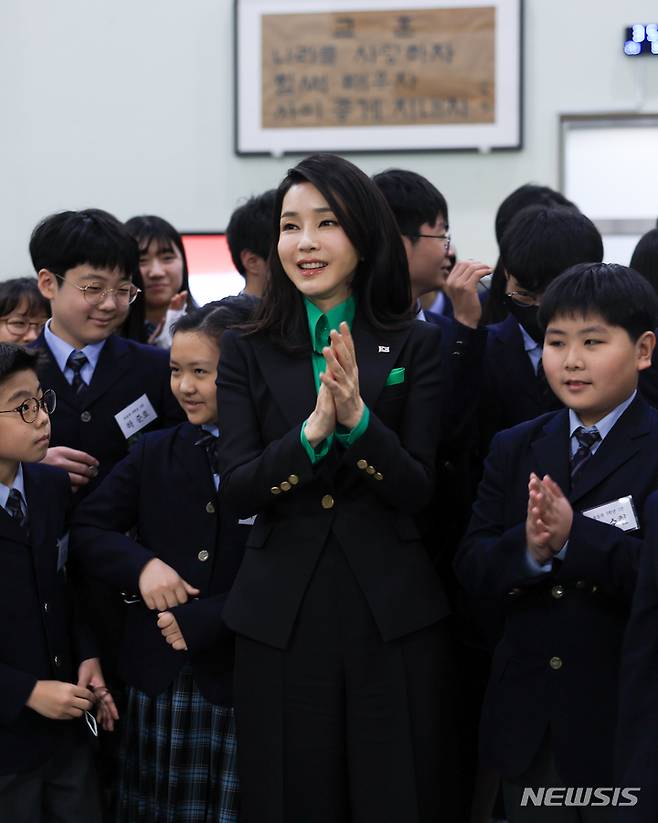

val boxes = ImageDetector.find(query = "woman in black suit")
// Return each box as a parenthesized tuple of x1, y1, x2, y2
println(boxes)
(217, 154, 457, 823)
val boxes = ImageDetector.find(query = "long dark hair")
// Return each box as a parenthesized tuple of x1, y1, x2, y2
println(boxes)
(249, 154, 412, 351)
(122, 215, 197, 342)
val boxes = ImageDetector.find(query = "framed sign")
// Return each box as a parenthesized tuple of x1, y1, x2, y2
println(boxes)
(235, 0, 523, 155)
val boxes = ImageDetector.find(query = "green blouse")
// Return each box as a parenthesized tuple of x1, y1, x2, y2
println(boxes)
(300, 296, 370, 464)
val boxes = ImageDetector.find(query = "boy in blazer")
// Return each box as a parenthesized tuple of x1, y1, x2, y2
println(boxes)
(455, 263, 658, 822)
(0, 344, 116, 822)
(29, 208, 183, 498)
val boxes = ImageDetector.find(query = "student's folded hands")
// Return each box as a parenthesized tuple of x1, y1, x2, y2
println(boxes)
(138, 557, 200, 611)
(526, 473, 573, 564)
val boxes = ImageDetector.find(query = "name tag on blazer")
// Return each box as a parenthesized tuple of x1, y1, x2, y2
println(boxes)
(385, 367, 405, 386)
(238, 515, 256, 526)
(114, 394, 158, 439)
(581, 495, 640, 532)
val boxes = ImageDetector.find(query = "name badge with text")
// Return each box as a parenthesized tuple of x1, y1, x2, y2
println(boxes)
(114, 394, 158, 440)
(581, 495, 640, 532)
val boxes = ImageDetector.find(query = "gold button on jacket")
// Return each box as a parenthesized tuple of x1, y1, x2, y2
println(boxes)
(321, 494, 335, 510)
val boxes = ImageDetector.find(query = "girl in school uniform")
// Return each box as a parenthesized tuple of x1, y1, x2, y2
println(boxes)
(216, 154, 458, 823)
(71, 297, 254, 823)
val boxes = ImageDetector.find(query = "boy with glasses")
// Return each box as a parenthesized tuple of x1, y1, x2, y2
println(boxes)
(0, 343, 117, 823)
(30, 208, 183, 496)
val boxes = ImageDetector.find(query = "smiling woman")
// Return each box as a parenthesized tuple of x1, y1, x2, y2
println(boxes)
(216, 153, 458, 823)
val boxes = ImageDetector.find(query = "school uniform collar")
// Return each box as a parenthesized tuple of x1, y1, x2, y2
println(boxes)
(201, 423, 220, 438)
(44, 319, 106, 374)
(415, 301, 427, 322)
(518, 321, 540, 355)
(568, 390, 637, 443)
(304, 296, 356, 355)
(0, 463, 26, 511)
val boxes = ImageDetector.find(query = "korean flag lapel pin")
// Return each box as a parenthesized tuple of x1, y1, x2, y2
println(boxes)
(378, 345, 390, 353)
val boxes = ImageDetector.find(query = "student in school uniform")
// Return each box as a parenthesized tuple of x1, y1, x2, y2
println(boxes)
(29, 208, 184, 498)
(0, 277, 49, 344)
(617, 491, 658, 822)
(455, 263, 658, 822)
(226, 189, 277, 299)
(213, 153, 456, 823)
(0, 343, 117, 823)
(70, 298, 253, 822)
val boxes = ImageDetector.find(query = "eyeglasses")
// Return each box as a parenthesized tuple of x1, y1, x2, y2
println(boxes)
(506, 290, 541, 308)
(0, 389, 56, 424)
(54, 274, 141, 306)
(409, 232, 451, 246)
(0, 317, 47, 336)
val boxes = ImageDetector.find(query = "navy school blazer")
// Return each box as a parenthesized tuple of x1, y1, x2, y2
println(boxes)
(216, 315, 451, 650)
(70, 422, 249, 706)
(0, 463, 96, 775)
(616, 491, 658, 822)
(455, 395, 658, 786)
(34, 332, 184, 499)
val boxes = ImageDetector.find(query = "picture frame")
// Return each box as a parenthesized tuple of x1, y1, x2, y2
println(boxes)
(234, 0, 523, 155)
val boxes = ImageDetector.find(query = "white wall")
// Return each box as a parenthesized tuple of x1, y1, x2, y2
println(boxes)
(2, 0, 658, 278)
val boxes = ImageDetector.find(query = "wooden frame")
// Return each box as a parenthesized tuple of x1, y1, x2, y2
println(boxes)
(234, 0, 523, 155)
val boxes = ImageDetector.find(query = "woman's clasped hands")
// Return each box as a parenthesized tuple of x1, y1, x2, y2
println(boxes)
(304, 322, 364, 448)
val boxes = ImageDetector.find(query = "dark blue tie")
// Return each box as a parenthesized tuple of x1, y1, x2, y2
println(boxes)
(571, 426, 601, 481)
(5, 488, 26, 528)
(67, 350, 88, 393)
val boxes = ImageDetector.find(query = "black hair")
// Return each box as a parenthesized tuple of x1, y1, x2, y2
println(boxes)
(172, 294, 258, 345)
(251, 154, 412, 350)
(0, 278, 50, 319)
(122, 215, 197, 341)
(0, 343, 39, 385)
(630, 226, 658, 295)
(226, 190, 277, 276)
(372, 168, 448, 242)
(538, 262, 658, 341)
(482, 184, 577, 326)
(499, 205, 603, 294)
(29, 209, 139, 280)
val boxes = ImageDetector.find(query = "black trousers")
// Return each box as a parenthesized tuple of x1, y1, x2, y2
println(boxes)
(234, 537, 459, 823)
(0, 738, 101, 823)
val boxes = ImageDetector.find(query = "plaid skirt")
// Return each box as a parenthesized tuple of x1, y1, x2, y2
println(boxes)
(116, 667, 239, 823)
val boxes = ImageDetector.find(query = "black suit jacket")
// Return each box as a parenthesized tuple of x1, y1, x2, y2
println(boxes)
(0, 463, 96, 775)
(70, 423, 248, 706)
(617, 491, 658, 822)
(455, 396, 658, 785)
(35, 332, 184, 498)
(216, 315, 451, 650)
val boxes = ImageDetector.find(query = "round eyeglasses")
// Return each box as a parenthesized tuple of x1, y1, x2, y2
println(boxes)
(0, 389, 56, 424)
(505, 290, 541, 308)
(0, 317, 48, 337)
(54, 274, 141, 307)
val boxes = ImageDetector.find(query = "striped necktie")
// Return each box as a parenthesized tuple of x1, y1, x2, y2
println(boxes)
(5, 488, 26, 528)
(571, 426, 601, 481)
(67, 350, 89, 393)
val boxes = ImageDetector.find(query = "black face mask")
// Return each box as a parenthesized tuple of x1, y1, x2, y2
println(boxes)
(506, 298, 544, 344)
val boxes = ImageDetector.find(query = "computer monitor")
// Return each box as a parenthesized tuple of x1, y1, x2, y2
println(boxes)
(181, 233, 245, 306)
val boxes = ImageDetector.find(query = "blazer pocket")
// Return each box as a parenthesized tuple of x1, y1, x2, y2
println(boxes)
(380, 382, 408, 402)
(245, 519, 274, 549)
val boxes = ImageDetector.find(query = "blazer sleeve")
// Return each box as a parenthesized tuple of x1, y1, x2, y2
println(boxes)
(70, 439, 155, 591)
(216, 332, 317, 518)
(171, 593, 231, 656)
(338, 324, 444, 513)
(454, 431, 550, 598)
(0, 662, 38, 726)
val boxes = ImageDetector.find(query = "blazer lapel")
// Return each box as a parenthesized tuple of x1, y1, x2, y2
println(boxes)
(350, 312, 412, 410)
(250, 335, 317, 429)
(36, 338, 78, 405)
(529, 410, 572, 494)
(570, 396, 652, 505)
(22, 465, 50, 564)
(174, 423, 217, 500)
(83, 336, 132, 407)
(495, 316, 542, 405)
